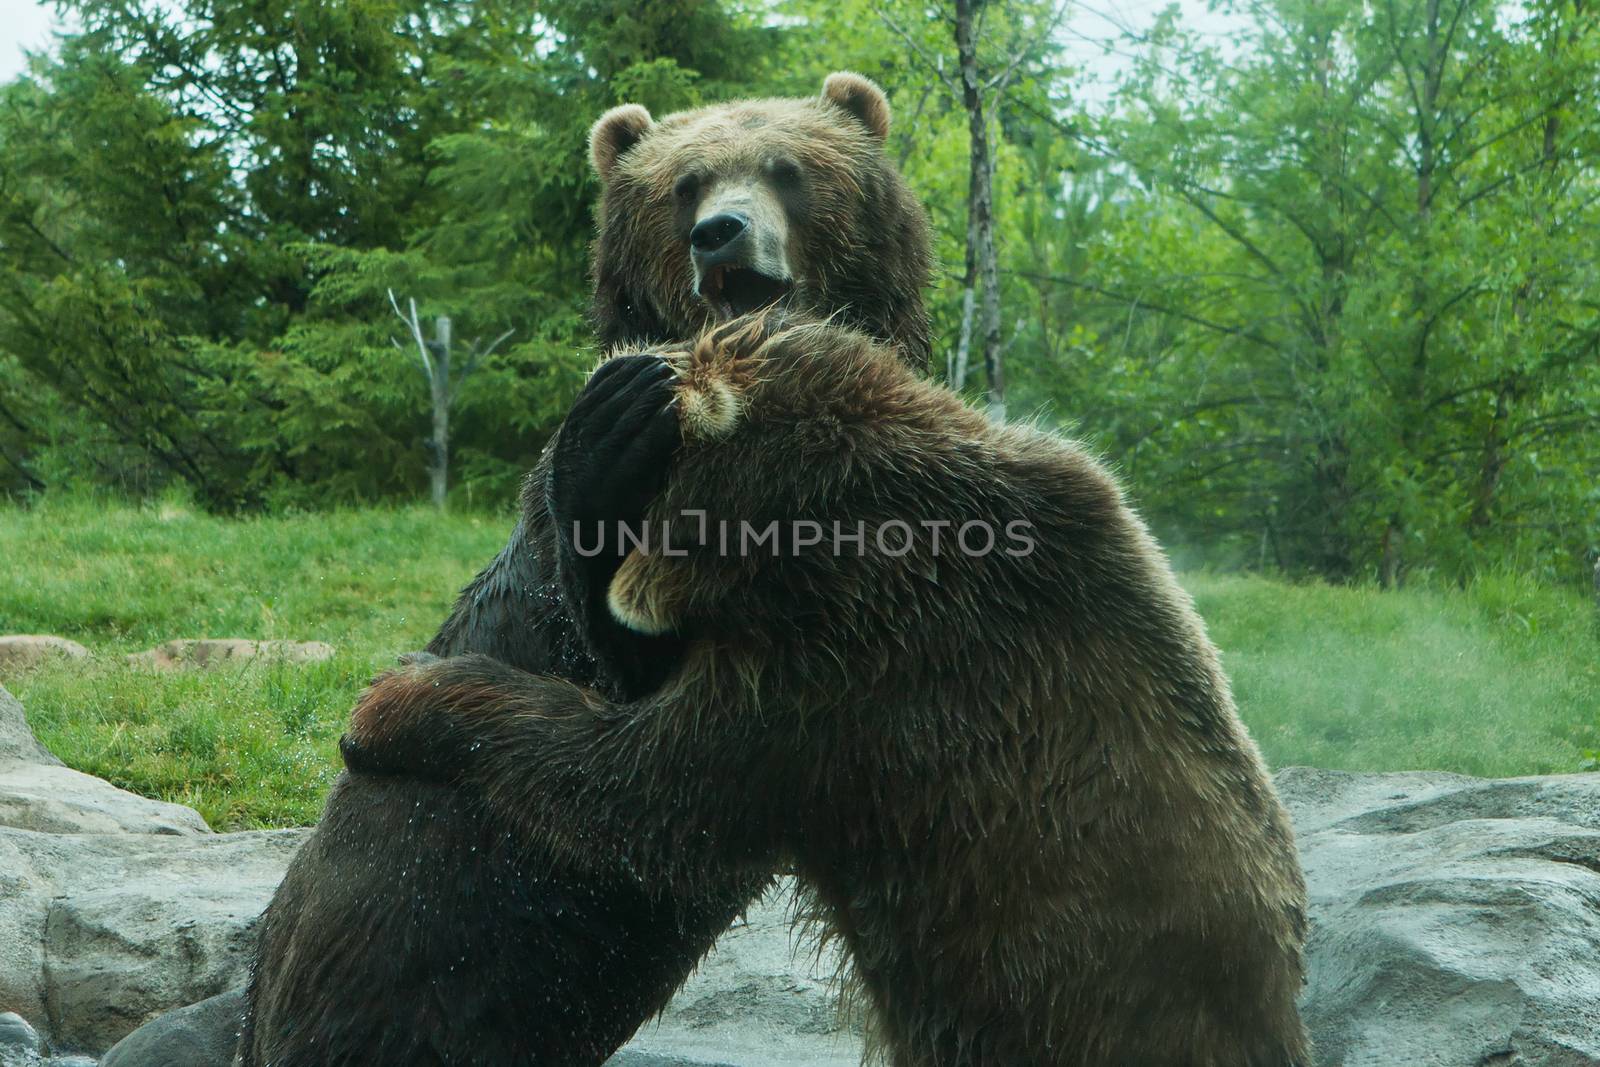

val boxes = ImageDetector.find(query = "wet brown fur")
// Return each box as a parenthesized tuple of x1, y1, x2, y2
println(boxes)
(349, 309, 1313, 1066)
(238, 75, 936, 1067)
(589, 80, 933, 365)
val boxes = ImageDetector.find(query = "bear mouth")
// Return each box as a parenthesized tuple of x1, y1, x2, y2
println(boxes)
(699, 266, 794, 319)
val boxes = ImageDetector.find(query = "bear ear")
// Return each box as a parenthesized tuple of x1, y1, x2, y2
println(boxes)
(822, 72, 891, 143)
(590, 104, 655, 181)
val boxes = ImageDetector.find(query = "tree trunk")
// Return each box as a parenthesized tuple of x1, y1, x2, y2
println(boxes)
(1386, 0, 1444, 588)
(1468, 383, 1511, 531)
(1381, 518, 1401, 590)
(429, 316, 452, 510)
(1310, 32, 1354, 582)
(952, 284, 975, 390)
(954, 0, 1005, 420)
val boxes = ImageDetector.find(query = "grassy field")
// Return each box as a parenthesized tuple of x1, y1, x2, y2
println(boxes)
(0, 494, 507, 829)
(1, 496, 1596, 829)
(1186, 571, 1599, 778)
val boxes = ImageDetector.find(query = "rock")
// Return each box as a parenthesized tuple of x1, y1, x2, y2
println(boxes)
(0, 1011, 41, 1067)
(0, 826, 306, 1056)
(125, 640, 333, 671)
(98, 989, 244, 1067)
(0, 763, 211, 836)
(0, 687, 256, 1058)
(0, 686, 60, 767)
(611, 889, 861, 1067)
(621, 773, 1598, 1066)
(104, 887, 856, 1067)
(17, 765, 1600, 1064)
(608, 1054, 740, 1067)
(1281, 767, 1600, 1067)
(0, 638, 88, 678)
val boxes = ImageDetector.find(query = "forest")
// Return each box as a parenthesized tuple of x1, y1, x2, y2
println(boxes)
(0, 0, 1596, 588)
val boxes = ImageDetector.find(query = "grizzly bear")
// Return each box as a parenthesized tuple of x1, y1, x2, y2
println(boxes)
(237, 74, 932, 1066)
(343, 307, 1313, 1065)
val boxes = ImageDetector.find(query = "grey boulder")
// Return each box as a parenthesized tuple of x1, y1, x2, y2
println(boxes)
(0, 686, 296, 1062)
(0, 826, 305, 1056)
(8, 657, 1600, 1067)
(0, 1011, 41, 1067)
(0, 686, 304, 1059)
(1282, 767, 1600, 1066)
(611, 889, 860, 1067)
(124, 640, 333, 671)
(0, 638, 89, 679)
(0, 686, 59, 766)
(0, 762, 212, 837)
(97, 990, 244, 1067)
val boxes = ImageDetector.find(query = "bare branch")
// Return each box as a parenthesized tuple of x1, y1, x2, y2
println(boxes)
(877, 5, 962, 97)
(387, 288, 435, 385)
(460, 328, 515, 381)
(986, 0, 1071, 95)
(478, 328, 515, 360)
(1007, 268, 1285, 352)
(895, 80, 936, 170)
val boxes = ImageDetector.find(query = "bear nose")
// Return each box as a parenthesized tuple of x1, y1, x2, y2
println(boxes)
(690, 213, 748, 254)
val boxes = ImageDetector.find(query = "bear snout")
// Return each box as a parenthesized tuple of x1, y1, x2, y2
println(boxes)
(690, 212, 748, 254)
(691, 180, 795, 320)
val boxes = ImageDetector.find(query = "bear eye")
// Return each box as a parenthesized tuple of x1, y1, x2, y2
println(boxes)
(767, 157, 803, 186)
(673, 173, 701, 203)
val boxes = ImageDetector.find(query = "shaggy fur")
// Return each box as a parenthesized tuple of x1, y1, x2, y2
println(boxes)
(239, 74, 934, 1066)
(235, 466, 763, 1065)
(345, 311, 1313, 1066)
(588, 77, 932, 363)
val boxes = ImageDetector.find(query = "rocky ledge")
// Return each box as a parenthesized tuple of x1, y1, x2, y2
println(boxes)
(0, 683, 1596, 1066)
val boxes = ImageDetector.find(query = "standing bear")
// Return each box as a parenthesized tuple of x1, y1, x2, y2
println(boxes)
(340, 90, 1312, 1067)
(238, 74, 932, 1066)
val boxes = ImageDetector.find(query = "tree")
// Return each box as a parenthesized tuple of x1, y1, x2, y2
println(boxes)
(878, 0, 1068, 419)
(388, 291, 511, 509)
(1048, 0, 1600, 583)
(0, 0, 785, 507)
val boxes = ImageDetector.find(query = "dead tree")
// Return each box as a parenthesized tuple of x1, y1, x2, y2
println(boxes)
(389, 290, 512, 509)
(954, 0, 1003, 418)
(880, 0, 1067, 421)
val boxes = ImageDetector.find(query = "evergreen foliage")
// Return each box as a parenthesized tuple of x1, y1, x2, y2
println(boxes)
(0, 0, 1594, 585)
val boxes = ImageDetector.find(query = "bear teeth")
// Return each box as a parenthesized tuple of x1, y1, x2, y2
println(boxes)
(700, 266, 792, 320)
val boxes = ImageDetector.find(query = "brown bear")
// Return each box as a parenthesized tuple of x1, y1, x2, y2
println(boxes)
(341, 215, 1312, 1067)
(238, 74, 932, 1066)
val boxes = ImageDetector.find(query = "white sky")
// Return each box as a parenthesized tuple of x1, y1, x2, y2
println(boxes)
(0, 0, 60, 81)
(0, 0, 1242, 97)
(1062, 0, 1247, 103)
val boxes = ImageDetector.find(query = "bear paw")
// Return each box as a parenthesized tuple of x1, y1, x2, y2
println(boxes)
(548, 353, 683, 555)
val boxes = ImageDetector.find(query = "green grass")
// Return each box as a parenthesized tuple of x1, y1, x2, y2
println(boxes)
(1, 496, 1596, 829)
(0, 494, 507, 829)
(1188, 570, 1600, 778)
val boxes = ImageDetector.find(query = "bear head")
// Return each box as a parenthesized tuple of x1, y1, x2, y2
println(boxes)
(587, 72, 933, 364)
